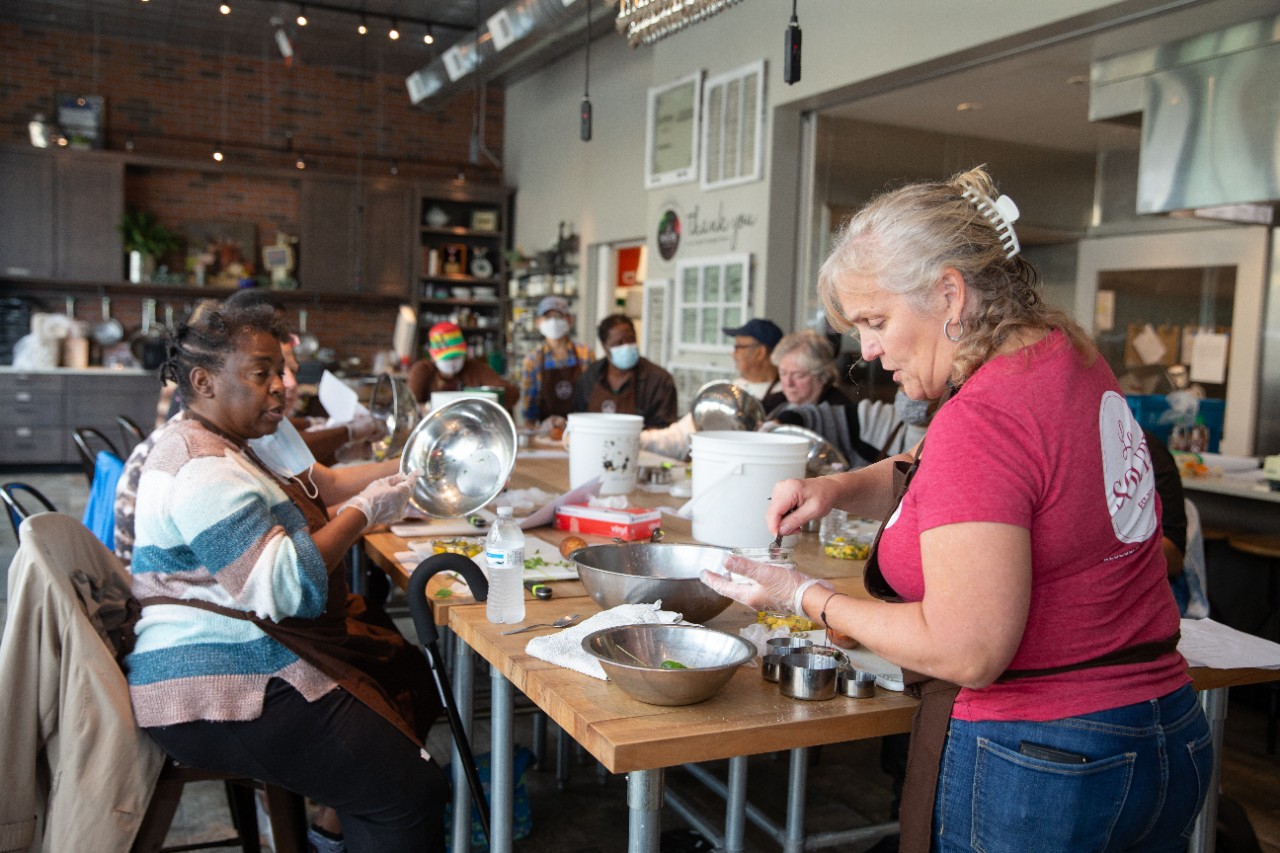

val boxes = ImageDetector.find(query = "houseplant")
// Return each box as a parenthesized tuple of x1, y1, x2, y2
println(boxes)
(118, 208, 182, 283)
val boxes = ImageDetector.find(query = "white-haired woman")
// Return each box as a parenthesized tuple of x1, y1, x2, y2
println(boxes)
(703, 167, 1207, 852)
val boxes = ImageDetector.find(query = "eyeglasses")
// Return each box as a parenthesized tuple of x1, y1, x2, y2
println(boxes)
(778, 369, 816, 382)
(732, 343, 762, 351)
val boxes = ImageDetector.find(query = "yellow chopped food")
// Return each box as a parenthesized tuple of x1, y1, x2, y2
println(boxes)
(823, 536, 870, 560)
(431, 537, 484, 558)
(756, 611, 819, 632)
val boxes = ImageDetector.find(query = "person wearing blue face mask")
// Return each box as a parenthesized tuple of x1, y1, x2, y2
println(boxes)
(571, 313, 678, 428)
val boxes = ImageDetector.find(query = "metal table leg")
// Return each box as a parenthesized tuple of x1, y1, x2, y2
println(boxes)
(491, 663, 515, 853)
(725, 756, 748, 853)
(1189, 687, 1229, 853)
(450, 636, 474, 853)
(627, 769, 664, 853)
(783, 747, 809, 853)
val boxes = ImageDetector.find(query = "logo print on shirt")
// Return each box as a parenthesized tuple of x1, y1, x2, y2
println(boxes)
(601, 400, 617, 414)
(555, 380, 574, 400)
(1099, 391, 1157, 544)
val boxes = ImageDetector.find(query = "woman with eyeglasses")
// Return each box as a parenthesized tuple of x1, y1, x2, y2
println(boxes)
(571, 313, 678, 428)
(767, 329, 880, 468)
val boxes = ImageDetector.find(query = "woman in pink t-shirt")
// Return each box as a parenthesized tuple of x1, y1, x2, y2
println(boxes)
(703, 167, 1209, 852)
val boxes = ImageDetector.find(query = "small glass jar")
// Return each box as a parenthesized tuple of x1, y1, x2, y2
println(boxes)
(820, 510, 876, 560)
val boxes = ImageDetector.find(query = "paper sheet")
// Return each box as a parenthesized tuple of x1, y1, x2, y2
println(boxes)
(393, 535, 578, 583)
(1178, 618, 1280, 669)
(318, 371, 359, 424)
(1189, 332, 1229, 384)
(518, 476, 602, 530)
(1131, 323, 1167, 366)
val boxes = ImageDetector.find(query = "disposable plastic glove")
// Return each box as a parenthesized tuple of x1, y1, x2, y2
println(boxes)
(343, 472, 415, 530)
(346, 413, 388, 443)
(700, 554, 833, 615)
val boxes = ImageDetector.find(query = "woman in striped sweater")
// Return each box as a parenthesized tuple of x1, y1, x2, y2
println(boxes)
(124, 301, 446, 853)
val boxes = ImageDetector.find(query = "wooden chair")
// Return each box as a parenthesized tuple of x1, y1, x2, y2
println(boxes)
(1, 481, 58, 540)
(116, 415, 147, 453)
(132, 765, 308, 853)
(72, 426, 123, 485)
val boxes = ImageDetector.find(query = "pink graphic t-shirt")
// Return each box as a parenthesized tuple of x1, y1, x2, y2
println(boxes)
(876, 330, 1188, 722)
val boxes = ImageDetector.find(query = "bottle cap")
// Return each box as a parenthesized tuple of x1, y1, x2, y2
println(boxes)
(497, 505, 513, 517)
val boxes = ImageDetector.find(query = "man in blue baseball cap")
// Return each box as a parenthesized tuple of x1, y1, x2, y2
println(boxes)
(723, 318, 785, 410)
(518, 295, 592, 431)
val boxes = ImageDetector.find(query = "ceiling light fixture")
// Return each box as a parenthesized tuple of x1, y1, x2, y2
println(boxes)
(296, 153, 307, 169)
(580, 0, 591, 141)
(219, 3, 231, 15)
(296, 6, 308, 26)
(783, 0, 801, 85)
(357, 15, 367, 35)
(213, 146, 224, 162)
(617, 0, 746, 48)
(423, 26, 434, 45)
(388, 20, 400, 40)
(956, 102, 984, 112)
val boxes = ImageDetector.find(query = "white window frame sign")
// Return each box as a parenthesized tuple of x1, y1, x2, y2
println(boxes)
(645, 71, 702, 189)
(700, 59, 765, 191)
(640, 278, 672, 367)
(673, 253, 751, 354)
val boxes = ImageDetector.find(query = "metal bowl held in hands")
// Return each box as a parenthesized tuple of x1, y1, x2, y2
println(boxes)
(690, 380, 766, 433)
(368, 372, 420, 460)
(399, 397, 516, 518)
(759, 422, 849, 476)
(570, 543, 734, 623)
(582, 624, 756, 706)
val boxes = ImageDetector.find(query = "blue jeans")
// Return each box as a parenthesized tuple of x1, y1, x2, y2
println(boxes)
(934, 683, 1212, 852)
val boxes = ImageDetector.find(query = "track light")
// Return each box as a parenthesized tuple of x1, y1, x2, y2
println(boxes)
(423, 27, 434, 45)
(295, 153, 306, 169)
(388, 20, 400, 40)
(218, 3, 230, 15)
(357, 15, 367, 35)
(296, 6, 307, 26)
(212, 144, 224, 162)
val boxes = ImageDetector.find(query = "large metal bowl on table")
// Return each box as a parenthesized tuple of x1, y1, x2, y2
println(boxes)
(690, 380, 765, 432)
(399, 397, 516, 518)
(368, 372, 420, 460)
(569, 543, 734, 623)
(581, 624, 756, 706)
(759, 422, 849, 476)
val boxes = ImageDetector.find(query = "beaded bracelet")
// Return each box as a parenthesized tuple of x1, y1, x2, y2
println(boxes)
(820, 591, 846, 631)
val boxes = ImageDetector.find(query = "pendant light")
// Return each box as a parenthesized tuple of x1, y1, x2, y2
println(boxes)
(580, 0, 592, 141)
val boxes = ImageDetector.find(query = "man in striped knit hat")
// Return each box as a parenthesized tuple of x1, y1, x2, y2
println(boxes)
(406, 321, 518, 415)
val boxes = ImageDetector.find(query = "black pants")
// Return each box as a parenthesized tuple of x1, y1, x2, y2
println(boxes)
(147, 678, 446, 853)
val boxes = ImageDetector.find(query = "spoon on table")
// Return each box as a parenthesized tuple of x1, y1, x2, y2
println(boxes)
(500, 614, 583, 635)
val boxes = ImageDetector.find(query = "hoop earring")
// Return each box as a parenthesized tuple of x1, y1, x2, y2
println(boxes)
(944, 318, 965, 342)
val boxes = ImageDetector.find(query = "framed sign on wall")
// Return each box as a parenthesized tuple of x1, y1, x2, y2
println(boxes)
(701, 60, 765, 190)
(645, 72, 702, 189)
(673, 253, 750, 353)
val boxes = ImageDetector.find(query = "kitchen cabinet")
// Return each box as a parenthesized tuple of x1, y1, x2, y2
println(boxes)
(0, 147, 123, 281)
(415, 187, 509, 369)
(0, 369, 160, 466)
(298, 176, 413, 295)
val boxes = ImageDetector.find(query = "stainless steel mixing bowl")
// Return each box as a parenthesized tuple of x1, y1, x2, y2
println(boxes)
(581, 624, 756, 706)
(570, 543, 735, 623)
(759, 422, 849, 476)
(690, 380, 766, 433)
(368, 372, 420, 460)
(399, 397, 516, 517)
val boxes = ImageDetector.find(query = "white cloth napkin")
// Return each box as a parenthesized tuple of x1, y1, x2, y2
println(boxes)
(525, 602, 686, 680)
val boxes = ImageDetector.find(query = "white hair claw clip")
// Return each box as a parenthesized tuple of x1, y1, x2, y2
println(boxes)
(962, 188, 1021, 259)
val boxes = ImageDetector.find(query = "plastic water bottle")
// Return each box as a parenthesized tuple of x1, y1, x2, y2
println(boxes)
(485, 506, 526, 624)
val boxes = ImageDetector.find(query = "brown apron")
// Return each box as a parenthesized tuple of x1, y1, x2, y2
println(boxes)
(537, 351, 584, 420)
(862, 432, 1179, 853)
(586, 367, 638, 417)
(143, 423, 440, 746)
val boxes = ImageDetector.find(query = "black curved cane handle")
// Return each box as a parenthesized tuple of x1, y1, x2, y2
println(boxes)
(407, 552, 490, 645)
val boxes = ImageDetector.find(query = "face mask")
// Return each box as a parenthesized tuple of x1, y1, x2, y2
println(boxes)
(249, 418, 316, 479)
(436, 356, 464, 377)
(609, 343, 640, 371)
(539, 317, 570, 341)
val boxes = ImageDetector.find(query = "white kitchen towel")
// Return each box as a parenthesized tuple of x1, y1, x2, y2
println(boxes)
(525, 603, 686, 680)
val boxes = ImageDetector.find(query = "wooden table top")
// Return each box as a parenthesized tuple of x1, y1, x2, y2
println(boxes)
(363, 449, 863, 624)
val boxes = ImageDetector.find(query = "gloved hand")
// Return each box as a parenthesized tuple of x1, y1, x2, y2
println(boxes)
(343, 472, 416, 530)
(700, 554, 833, 615)
(346, 413, 388, 443)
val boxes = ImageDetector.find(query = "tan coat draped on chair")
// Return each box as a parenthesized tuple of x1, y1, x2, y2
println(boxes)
(0, 513, 165, 852)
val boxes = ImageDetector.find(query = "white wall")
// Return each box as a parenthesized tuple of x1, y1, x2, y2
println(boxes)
(503, 0, 1151, 343)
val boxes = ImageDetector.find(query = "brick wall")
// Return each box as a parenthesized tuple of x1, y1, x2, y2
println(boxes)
(1, 21, 503, 371)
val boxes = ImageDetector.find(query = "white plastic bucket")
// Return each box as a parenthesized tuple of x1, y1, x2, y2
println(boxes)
(689, 431, 808, 547)
(563, 413, 644, 495)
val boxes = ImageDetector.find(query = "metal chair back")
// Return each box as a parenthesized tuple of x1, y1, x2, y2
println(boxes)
(115, 415, 146, 453)
(1, 482, 58, 541)
(71, 427, 123, 485)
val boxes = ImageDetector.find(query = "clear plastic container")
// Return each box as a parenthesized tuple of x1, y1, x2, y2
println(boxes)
(819, 510, 876, 560)
(485, 506, 526, 624)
